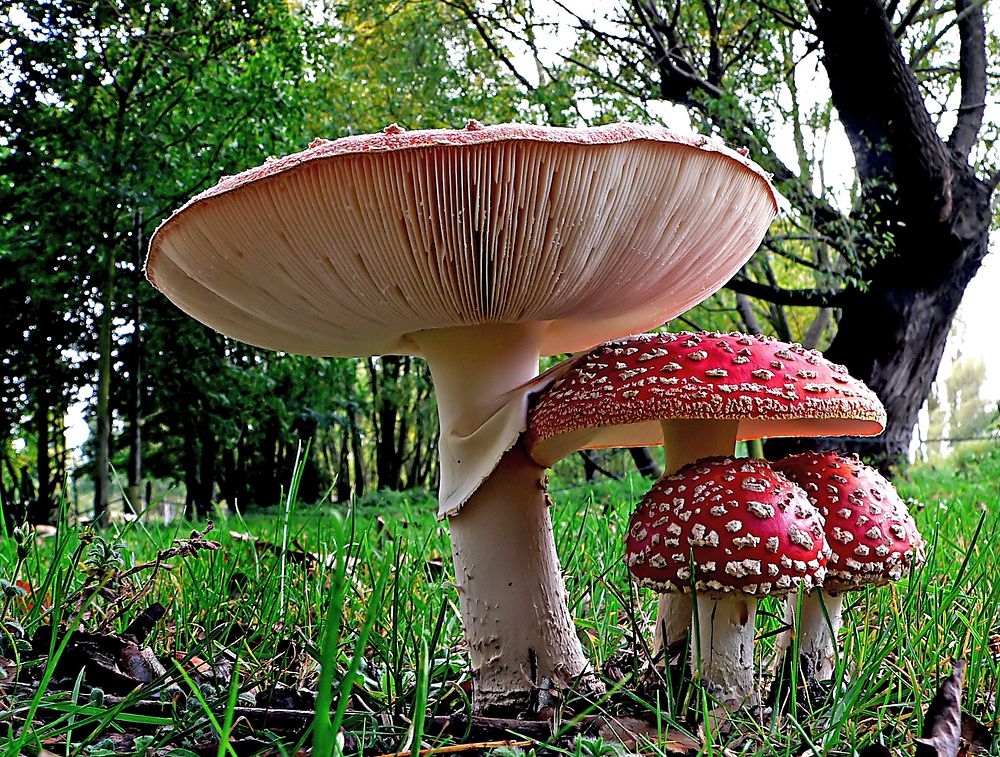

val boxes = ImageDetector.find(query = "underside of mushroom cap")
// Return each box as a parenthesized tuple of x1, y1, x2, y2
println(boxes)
(526, 331, 886, 466)
(626, 457, 828, 597)
(145, 124, 778, 358)
(774, 451, 925, 591)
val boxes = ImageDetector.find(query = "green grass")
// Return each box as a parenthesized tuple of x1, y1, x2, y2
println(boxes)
(1, 443, 998, 755)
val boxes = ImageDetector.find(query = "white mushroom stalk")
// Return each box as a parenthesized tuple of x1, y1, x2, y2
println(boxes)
(774, 451, 925, 692)
(146, 122, 780, 714)
(654, 418, 739, 663)
(783, 589, 845, 683)
(412, 324, 595, 710)
(625, 458, 828, 714)
(692, 593, 759, 708)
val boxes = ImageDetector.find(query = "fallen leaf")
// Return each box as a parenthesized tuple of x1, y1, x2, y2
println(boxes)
(0, 656, 14, 683)
(122, 602, 165, 644)
(915, 659, 965, 757)
(960, 711, 994, 754)
(598, 715, 699, 754)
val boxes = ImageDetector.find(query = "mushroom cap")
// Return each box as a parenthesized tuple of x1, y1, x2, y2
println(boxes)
(145, 123, 777, 358)
(773, 451, 924, 592)
(625, 457, 828, 598)
(526, 331, 885, 466)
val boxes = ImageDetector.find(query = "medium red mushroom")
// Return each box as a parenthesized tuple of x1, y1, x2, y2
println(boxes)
(527, 331, 885, 661)
(145, 123, 778, 713)
(625, 457, 828, 710)
(773, 451, 925, 687)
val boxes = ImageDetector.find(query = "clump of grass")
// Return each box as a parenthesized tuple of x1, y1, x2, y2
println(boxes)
(2, 444, 997, 754)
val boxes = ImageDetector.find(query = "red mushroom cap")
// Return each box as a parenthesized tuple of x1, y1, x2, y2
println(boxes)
(625, 457, 828, 597)
(526, 332, 886, 466)
(773, 451, 925, 591)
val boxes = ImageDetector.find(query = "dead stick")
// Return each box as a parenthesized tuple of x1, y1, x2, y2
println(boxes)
(370, 739, 535, 757)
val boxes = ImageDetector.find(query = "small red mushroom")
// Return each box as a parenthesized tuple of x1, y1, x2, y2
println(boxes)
(625, 457, 828, 710)
(773, 451, 925, 686)
(528, 331, 887, 469)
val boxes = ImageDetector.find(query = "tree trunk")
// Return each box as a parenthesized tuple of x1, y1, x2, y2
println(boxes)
(196, 416, 217, 519)
(0, 451, 14, 531)
(369, 355, 407, 490)
(94, 244, 116, 525)
(52, 412, 66, 506)
(628, 446, 661, 479)
(767, 0, 996, 471)
(29, 388, 52, 524)
(336, 430, 351, 502)
(347, 405, 366, 498)
(183, 425, 198, 520)
(124, 340, 142, 516)
(813, 233, 988, 469)
(125, 215, 144, 516)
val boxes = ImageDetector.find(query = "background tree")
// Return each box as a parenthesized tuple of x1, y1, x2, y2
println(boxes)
(2, 0, 312, 521)
(452, 0, 999, 469)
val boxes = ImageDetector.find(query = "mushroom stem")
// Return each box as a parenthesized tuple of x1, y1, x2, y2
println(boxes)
(783, 590, 844, 685)
(651, 418, 739, 663)
(692, 593, 759, 710)
(659, 418, 740, 474)
(413, 323, 595, 714)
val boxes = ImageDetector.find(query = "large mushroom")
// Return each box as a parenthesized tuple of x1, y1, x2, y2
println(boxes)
(145, 122, 778, 713)
(526, 331, 886, 662)
(773, 451, 924, 689)
(625, 457, 828, 711)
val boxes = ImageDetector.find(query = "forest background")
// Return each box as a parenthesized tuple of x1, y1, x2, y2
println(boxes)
(2, 0, 998, 527)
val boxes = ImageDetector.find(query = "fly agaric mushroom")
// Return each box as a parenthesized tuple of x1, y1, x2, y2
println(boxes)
(145, 122, 778, 714)
(526, 331, 885, 662)
(773, 451, 924, 687)
(625, 457, 827, 710)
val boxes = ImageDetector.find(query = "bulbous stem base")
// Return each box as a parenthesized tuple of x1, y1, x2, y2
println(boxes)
(692, 594, 759, 712)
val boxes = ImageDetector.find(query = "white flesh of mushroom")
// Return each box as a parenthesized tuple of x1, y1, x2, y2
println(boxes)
(652, 418, 740, 664)
(778, 589, 844, 684)
(692, 593, 759, 711)
(413, 323, 594, 712)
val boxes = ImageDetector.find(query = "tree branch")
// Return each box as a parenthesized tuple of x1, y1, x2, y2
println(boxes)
(441, 0, 537, 91)
(749, 0, 813, 33)
(557, 53, 648, 101)
(726, 276, 849, 307)
(893, 0, 928, 36)
(550, 0, 654, 53)
(802, 308, 832, 349)
(811, 0, 951, 220)
(629, 0, 724, 100)
(945, 0, 987, 159)
(735, 292, 763, 333)
(763, 239, 831, 272)
(908, 0, 982, 66)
